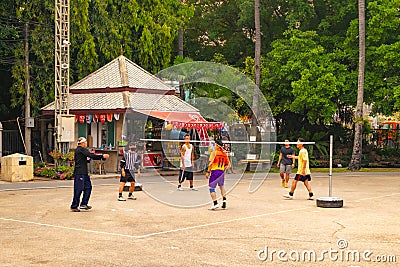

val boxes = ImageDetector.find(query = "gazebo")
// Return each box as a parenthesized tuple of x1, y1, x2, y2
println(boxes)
(41, 55, 222, 172)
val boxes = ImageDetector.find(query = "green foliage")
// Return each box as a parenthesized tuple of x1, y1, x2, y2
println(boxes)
(265, 30, 350, 125)
(1, 0, 194, 117)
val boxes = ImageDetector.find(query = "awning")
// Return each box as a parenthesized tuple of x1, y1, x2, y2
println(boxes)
(137, 110, 223, 130)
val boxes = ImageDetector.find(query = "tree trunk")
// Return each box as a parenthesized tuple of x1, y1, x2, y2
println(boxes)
(252, 0, 261, 126)
(349, 0, 365, 170)
(178, 0, 185, 100)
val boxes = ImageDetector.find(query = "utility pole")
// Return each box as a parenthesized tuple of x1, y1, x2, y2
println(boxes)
(55, 0, 70, 152)
(24, 22, 31, 156)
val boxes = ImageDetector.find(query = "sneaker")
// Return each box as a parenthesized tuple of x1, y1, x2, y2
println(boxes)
(177, 187, 183, 191)
(190, 187, 198, 191)
(208, 204, 219, 210)
(307, 196, 314, 200)
(284, 182, 289, 188)
(283, 193, 293, 199)
(221, 200, 227, 209)
(71, 207, 80, 212)
(118, 196, 126, 201)
(79, 205, 92, 210)
(128, 195, 137, 200)
(281, 180, 285, 187)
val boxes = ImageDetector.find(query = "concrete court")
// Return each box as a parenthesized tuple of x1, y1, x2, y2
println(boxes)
(0, 171, 399, 267)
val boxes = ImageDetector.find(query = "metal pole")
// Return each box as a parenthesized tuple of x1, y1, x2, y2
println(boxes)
(329, 135, 333, 197)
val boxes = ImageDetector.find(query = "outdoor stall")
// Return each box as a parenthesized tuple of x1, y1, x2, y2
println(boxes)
(41, 55, 212, 173)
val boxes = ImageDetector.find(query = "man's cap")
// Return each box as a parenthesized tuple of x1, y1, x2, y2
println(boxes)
(215, 139, 223, 147)
(77, 137, 87, 144)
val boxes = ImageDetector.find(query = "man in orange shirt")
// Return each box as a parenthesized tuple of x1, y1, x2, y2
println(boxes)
(205, 139, 230, 210)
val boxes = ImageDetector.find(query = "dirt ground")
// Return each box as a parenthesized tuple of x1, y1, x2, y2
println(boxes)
(0, 171, 399, 267)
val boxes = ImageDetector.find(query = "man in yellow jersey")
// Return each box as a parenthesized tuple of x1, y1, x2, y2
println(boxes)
(205, 139, 230, 210)
(283, 138, 314, 200)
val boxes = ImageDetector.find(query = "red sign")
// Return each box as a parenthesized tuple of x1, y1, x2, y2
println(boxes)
(142, 152, 162, 167)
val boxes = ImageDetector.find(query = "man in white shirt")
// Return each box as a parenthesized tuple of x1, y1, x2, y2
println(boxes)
(177, 134, 197, 191)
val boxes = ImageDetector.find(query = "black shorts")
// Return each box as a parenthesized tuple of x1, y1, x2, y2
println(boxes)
(179, 167, 193, 183)
(294, 174, 311, 182)
(120, 169, 135, 183)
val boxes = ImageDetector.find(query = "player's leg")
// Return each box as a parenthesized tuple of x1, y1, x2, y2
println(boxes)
(118, 173, 128, 201)
(177, 169, 185, 190)
(304, 177, 314, 200)
(283, 174, 299, 199)
(279, 164, 285, 187)
(80, 175, 92, 209)
(208, 170, 222, 210)
(285, 165, 293, 188)
(285, 172, 290, 187)
(71, 174, 84, 211)
(127, 171, 136, 200)
(186, 168, 197, 190)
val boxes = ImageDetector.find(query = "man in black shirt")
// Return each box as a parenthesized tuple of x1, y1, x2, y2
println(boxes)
(276, 139, 295, 188)
(70, 137, 109, 212)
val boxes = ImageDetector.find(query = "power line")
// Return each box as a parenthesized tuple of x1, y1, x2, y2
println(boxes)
(0, 15, 53, 27)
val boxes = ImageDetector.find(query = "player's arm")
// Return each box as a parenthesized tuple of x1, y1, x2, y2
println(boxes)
(299, 151, 306, 175)
(205, 151, 216, 178)
(277, 152, 282, 167)
(224, 154, 231, 171)
(291, 152, 296, 166)
(191, 145, 194, 166)
(120, 154, 126, 177)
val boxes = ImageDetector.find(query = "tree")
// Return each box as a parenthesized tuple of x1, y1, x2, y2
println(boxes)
(262, 30, 349, 132)
(348, 0, 365, 170)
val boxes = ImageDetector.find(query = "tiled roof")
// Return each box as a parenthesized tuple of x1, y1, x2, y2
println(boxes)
(70, 55, 173, 91)
(128, 92, 197, 112)
(42, 56, 199, 114)
(41, 92, 198, 113)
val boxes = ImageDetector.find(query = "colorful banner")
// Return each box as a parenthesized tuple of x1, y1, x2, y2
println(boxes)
(172, 121, 224, 130)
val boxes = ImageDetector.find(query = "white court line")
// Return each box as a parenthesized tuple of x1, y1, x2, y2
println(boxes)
(348, 192, 400, 202)
(0, 193, 398, 240)
(0, 207, 310, 240)
(0, 217, 141, 239)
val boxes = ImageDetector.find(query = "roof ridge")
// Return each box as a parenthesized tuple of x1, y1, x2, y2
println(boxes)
(118, 55, 129, 87)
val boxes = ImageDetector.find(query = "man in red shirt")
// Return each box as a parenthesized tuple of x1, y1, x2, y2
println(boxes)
(205, 139, 230, 210)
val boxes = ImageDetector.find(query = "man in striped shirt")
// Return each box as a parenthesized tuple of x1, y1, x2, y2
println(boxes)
(118, 143, 141, 201)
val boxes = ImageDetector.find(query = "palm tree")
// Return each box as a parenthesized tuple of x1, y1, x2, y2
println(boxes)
(349, 0, 365, 170)
(252, 0, 261, 126)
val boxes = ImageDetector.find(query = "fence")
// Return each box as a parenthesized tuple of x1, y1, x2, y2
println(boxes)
(1, 129, 46, 163)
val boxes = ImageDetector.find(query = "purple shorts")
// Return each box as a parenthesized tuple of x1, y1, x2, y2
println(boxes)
(209, 170, 225, 189)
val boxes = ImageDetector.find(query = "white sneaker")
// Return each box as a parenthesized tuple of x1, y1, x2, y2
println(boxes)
(283, 193, 293, 199)
(177, 187, 183, 191)
(128, 195, 137, 200)
(118, 196, 126, 201)
(190, 187, 198, 191)
(307, 196, 314, 200)
(208, 204, 219, 210)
